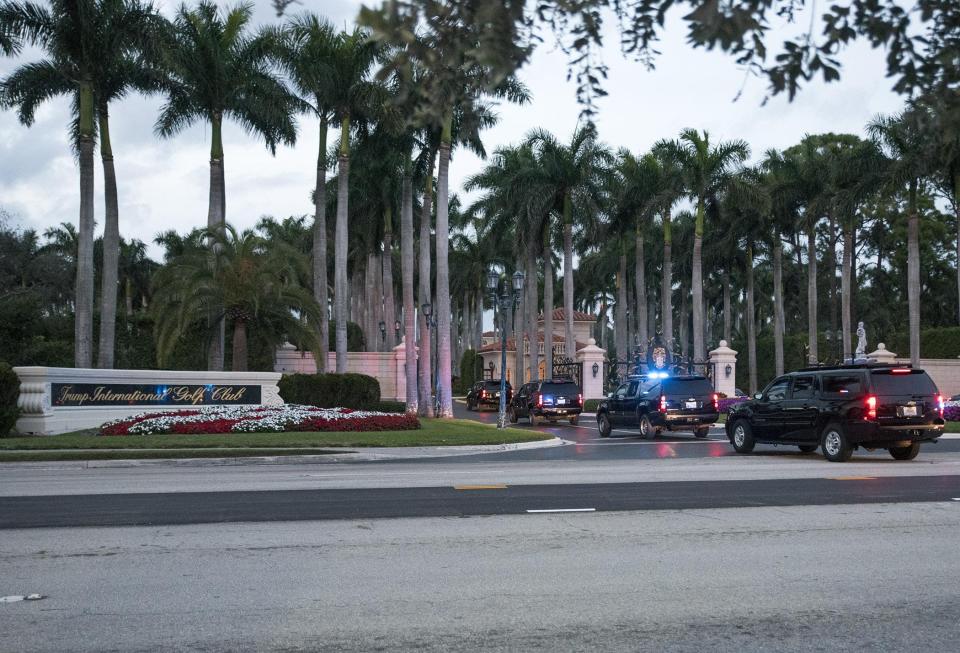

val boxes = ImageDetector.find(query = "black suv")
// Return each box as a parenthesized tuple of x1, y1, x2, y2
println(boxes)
(508, 378, 583, 425)
(726, 364, 945, 462)
(596, 374, 719, 438)
(466, 380, 512, 411)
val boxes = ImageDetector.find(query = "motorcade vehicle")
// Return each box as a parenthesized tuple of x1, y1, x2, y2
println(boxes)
(508, 378, 583, 425)
(725, 363, 945, 462)
(466, 380, 512, 411)
(596, 373, 720, 438)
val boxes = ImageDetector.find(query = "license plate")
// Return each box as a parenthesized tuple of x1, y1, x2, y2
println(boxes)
(900, 406, 917, 417)
(685, 400, 697, 409)
(557, 398, 566, 405)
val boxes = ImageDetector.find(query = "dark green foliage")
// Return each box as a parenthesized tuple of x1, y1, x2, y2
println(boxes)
(0, 362, 19, 436)
(372, 400, 405, 413)
(330, 321, 365, 353)
(884, 328, 960, 361)
(455, 349, 483, 394)
(583, 399, 602, 413)
(278, 373, 382, 409)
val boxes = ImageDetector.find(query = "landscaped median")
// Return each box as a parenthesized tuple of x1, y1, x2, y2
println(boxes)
(0, 409, 552, 462)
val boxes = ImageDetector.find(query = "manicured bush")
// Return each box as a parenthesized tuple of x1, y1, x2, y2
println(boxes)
(278, 373, 381, 409)
(0, 362, 19, 436)
(328, 321, 365, 353)
(372, 400, 406, 413)
(455, 349, 483, 395)
(583, 399, 602, 413)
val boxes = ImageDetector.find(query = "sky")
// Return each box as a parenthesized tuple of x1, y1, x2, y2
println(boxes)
(0, 0, 907, 259)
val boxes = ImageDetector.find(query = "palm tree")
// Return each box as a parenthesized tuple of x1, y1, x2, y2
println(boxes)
(277, 13, 338, 372)
(152, 223, 322, 371)
(155, 0, 297, 370)
(656, 129, 749, 372)
(0, 0, 159, 368)
(868, 111, 935, 365)
(526, 125, 610, 363)
(647, 146, 685, 350)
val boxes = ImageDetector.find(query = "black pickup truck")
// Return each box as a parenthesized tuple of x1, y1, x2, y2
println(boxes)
(597, 374, 720, 438)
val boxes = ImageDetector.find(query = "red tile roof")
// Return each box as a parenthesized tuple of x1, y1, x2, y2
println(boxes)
(478, 333, 586, 353)
(538, 309, 596, 322)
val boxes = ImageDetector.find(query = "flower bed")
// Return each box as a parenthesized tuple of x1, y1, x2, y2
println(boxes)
(944, 401, 960, 422)
(100, 405, 419, 436)
(718, 397, 747, 413)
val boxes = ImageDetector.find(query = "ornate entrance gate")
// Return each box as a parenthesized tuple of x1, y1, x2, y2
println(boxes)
(552, 356, 583, 387)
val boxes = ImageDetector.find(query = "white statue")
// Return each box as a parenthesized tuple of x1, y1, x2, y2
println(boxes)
(855, 321, 867, 360)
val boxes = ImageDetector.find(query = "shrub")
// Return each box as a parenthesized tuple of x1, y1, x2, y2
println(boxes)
(455, 349, 483, 394)
(278, 373, 381, 409)
(583, 398, 602, 413)
(328, 321, 365, 353)
(372, 400, 406, 413)
(0, 362, 19, 436)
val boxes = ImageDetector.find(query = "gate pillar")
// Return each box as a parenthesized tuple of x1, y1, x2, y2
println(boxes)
(576, 338, 607, 400)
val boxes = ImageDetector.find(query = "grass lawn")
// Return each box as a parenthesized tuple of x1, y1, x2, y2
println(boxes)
(946, 421, 960, 433)
(0, 419, 551, 462)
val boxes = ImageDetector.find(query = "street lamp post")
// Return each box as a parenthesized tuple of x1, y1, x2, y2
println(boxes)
(394, 320, 401, 344)
(378, 321, 386, 347)
(486, 268, 525, 429)
(421, 303, 438, 415)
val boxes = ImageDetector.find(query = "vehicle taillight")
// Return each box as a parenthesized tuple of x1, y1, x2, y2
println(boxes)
(577, 393, 582, 405)
(937, 394, 945, 419)
(480, 390, 486, 399)
(659, 395, 667, 413)
(536, 393, 543, 408)
(891, 368, 911, 374)
(712, 393, 719, 411)
(865, 395, 877, 420)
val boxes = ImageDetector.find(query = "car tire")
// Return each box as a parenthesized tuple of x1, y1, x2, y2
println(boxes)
(821, 423, 853, 462)
(508, 407, 518, 424)
(639, 414, 654, 439)
(598, 413, 612, 438)
(694, 427, 710, 439)
(798, 444, 818, 453)
(889, 442, 921, 460)
(731, 420, 755, 454)
(569, 416, 579, 426)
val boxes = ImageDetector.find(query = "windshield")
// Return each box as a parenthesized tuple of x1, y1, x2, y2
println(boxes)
(870, 370, 936, 395)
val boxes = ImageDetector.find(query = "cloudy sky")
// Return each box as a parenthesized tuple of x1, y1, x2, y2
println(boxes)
(0, 0, 905, 258)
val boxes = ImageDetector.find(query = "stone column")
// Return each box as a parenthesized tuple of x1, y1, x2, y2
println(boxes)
(708, 340, 738, 397)
(393, 339, 409, 402)
(576, 338, 606, 399)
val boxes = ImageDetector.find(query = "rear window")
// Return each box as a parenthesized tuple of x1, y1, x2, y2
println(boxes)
(822, 375, 863, 396)
(662, 378, 713, 396)
(540, 382, 579, 395)
(484, 380, 509, 389)
(870, 370, 937, 395)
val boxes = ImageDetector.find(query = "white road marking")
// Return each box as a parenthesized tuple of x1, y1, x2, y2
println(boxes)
(526, 508, 596, 513)
(0, 596, 24, 603)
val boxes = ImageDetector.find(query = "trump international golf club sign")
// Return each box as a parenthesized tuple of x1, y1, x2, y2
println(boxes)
(51, 383, 260, 407)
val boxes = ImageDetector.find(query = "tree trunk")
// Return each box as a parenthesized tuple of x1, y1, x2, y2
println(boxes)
(513, 261, 524, 385)
(661, 209, 673, 349)
(841, 218, 853, 362)
(75, 80, 95, 369)
(692, 200, 705, 371)
(313, 120, 329, 372)
(382, 207, 396, 348)
(365, 252, 377, 351)
(435, 119, 454, 418)
(231, 319, 248, 372)
(125, 277, 133, 317)
(96, 107, 119, 369)
(635, 227, 648, 352)
(773, 235, 785, 376)
(615, 249, 628, 362)
(907, 180, 920, 365)
(806, 222, 818, 364)
(563, 194, 576, 359)
(334, 117, 350, 372)
(828, 213, 838, 345)
(206, 112, 226, 371)
(526, 240, 539, 382)
(401, 162, 417, 413)
(679, 284, 689, 363)
(722, 271, 731, 343)
(955, 174, 960, 326)
(418, 152, 435, 417)
(746, 243, 757, 395)
(543, 228, 554, 375)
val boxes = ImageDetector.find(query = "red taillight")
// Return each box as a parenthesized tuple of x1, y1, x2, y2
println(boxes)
(659, 395, 667, 413)
(480, 390, 486, 399)
(577, 393, 582, 405)
(866, 395, 877, 420)
(712, 393, 719, 411)
(891, 368, 911, 374)
(536, 393, 543, 408)
(937, 394, 945, 419)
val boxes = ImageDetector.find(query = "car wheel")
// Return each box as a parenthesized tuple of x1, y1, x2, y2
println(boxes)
(731, 420, 755, 454)
(508, 407, 518, 424)
(889, 442, 921, 460)
(598, 413, 612, 438)
(694, 427, 710, 439)
(798, 444, 818, 453)
(821, 423, 853, 462)
(639, 414, 654, 439)
(569, 416, 579, 426)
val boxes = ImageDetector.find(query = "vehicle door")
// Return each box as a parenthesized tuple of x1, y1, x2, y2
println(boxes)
(636, 378, 660, 422)
(751, 376, 792, 439)
(619, 380, 642, 427)
(780, 375, 819, 441)
(608, 382, 631, 426)
(513, 384, 531, 417)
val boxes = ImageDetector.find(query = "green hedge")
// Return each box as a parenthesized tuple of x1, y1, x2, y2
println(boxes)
(883, 327, 960, 360)
(0, 362, 19, 437)
(372, 400, 406, 413)
(455, 349, 483, 395)
(583, 399, 602, 413)
(278, 373, 381, 409)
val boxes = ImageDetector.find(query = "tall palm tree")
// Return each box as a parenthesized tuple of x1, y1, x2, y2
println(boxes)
(277, 13, 338, 372)
(155, 0, 297, 370)
(656, 129, 749, 372)
(868, 111, 935, 365)
(1, 0, 159, 368)
(526, 125, 611, 363)
(647, 146, 685, 350)
(152, 223, 322, 371)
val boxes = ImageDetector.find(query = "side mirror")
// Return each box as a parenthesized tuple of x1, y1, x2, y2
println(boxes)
(754, 393, 763, 400)
(607, 392, 614, 398)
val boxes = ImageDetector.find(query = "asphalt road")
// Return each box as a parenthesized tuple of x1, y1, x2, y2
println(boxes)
(3, 503, 959, 652)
